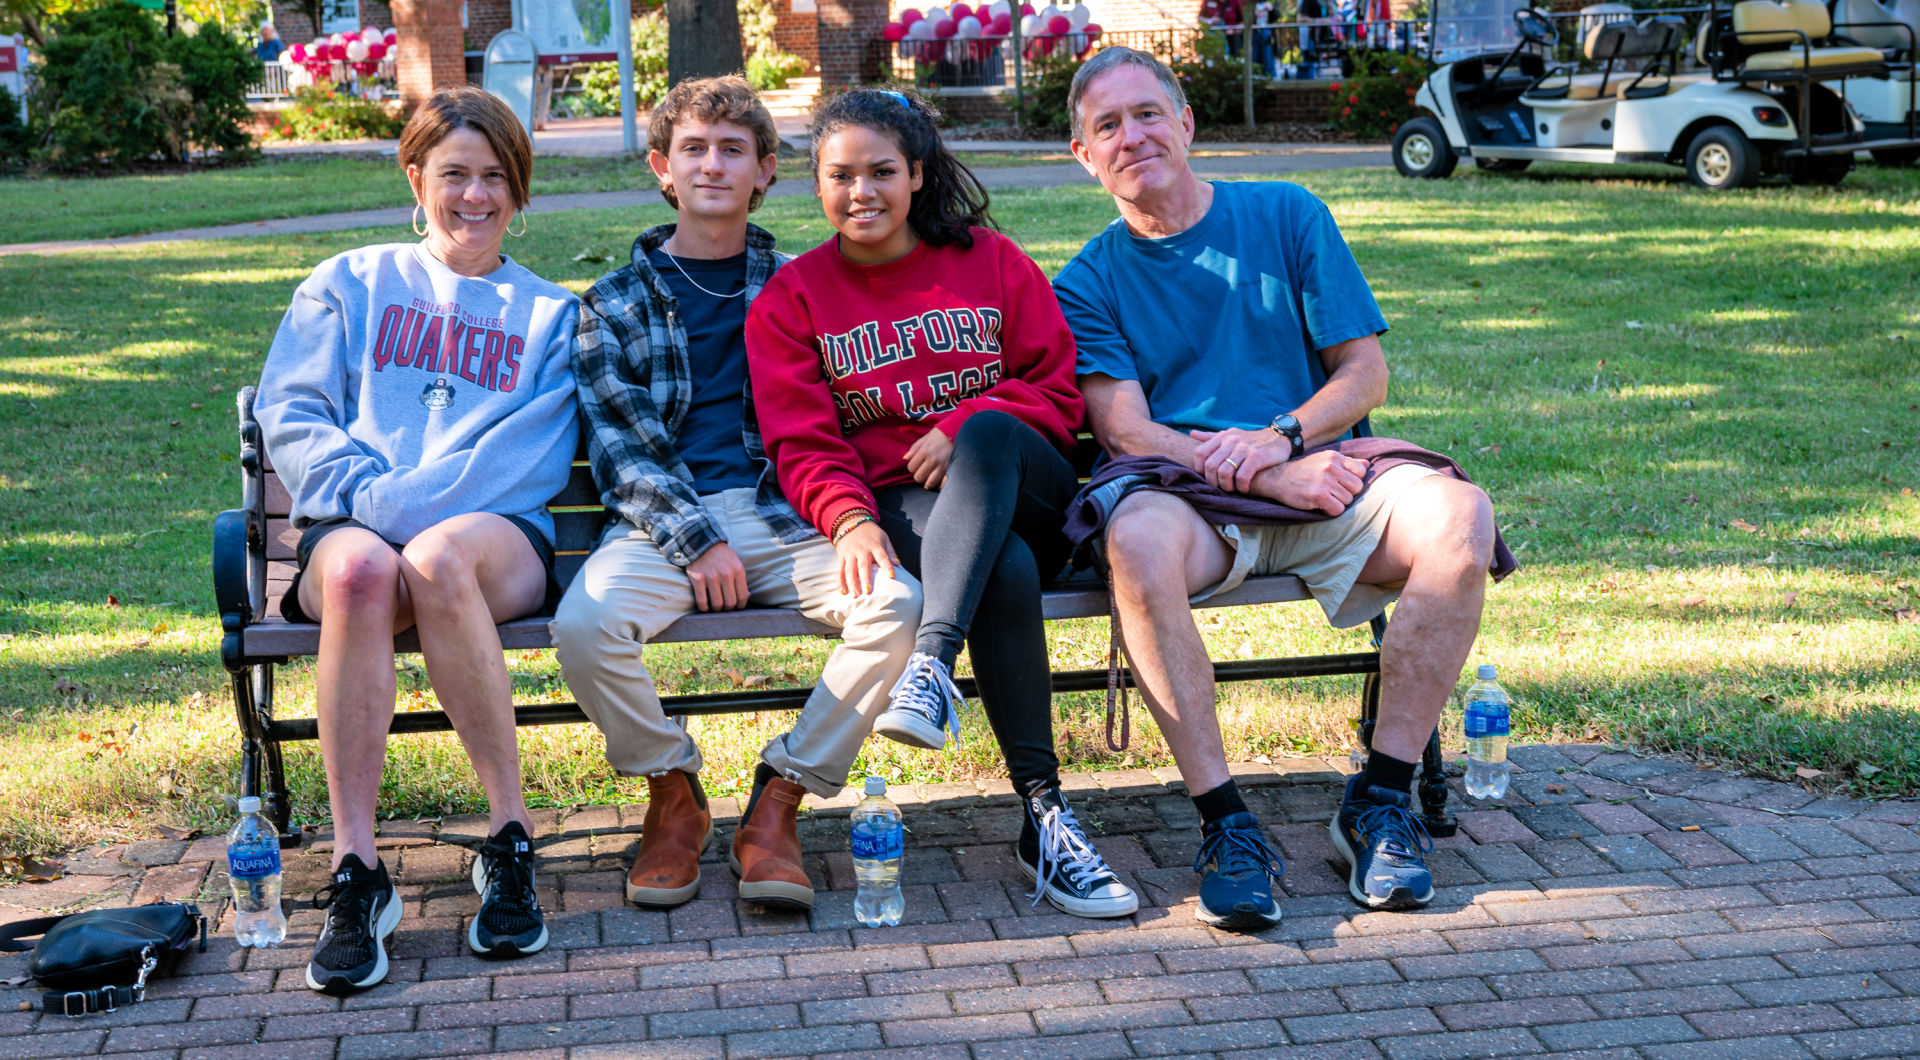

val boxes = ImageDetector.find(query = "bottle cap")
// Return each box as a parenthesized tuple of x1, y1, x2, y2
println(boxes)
(1477, 664, 1497, 680)
(864, 776, 886, 796)
(237, 796, 262, 814)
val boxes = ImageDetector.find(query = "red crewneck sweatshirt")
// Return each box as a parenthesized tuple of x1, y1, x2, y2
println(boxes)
(746, 228, 1085, 535)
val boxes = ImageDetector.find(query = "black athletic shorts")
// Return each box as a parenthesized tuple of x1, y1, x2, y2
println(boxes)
(279, 514, 557, 624)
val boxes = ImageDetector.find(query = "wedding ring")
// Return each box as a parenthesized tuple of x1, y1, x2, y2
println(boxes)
(1224, 458, 1242, 471)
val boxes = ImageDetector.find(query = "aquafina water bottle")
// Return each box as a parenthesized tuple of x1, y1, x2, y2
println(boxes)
(1464, 665, 1511, 801)
(227, 796, 287, 947)
(851, 776, 904, 927)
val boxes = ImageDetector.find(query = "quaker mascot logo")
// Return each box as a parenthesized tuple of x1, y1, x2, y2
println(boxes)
(420, 378, 456, 410)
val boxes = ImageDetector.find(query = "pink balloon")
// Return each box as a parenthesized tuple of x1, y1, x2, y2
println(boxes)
(934, 17, 957, 37)
(339, 30, 357, 41)
(289, 43, 307, 62)
(949, 2, 972, 17)
(989, 13, 1011, 33)
(365, 41, 387, 59)
(1084, 21, 1102, 38)
(882, 21, 908, 40)
(1046, 14, 1070, 33)
(1020, 3, 1035, 15)
(900, 7, 924, 25)
(383, 28, 396, 41)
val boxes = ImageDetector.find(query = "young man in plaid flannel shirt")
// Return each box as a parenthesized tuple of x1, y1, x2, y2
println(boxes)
(551, 76, 922, 913)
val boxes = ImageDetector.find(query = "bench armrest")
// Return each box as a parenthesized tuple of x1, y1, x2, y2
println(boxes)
(214, 508, 255, 630)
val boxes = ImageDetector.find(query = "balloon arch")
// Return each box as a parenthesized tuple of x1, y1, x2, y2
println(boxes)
(276, 26, 399, 91)
(882, 2, 1104, 64)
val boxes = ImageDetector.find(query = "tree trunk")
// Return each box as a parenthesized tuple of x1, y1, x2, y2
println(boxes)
(666, 0, 743, 85)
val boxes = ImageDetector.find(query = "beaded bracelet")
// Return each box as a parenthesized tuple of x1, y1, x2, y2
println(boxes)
(832, 514, 876, 544)
(829, 507, 876, 540)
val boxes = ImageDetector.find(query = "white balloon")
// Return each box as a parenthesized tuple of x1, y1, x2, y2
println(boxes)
(908, 17, 936, 38)
(330, 32, 345, 44)
(1020, 13, 1041, 35)
(312, 37, 327, 48)
(346, 39, 370, 61)
(1039, 4, 1060, 22)
(1068, 4, 1092, 28)
(362, 25, 381, 40)
(383, 28, 396, 40)
(956, 14, 982, 36)
(927, 5, 948, 20)
(278, 49, 296, 69)
(990, 0, 1011, 14)
(288, 66, 312, 89)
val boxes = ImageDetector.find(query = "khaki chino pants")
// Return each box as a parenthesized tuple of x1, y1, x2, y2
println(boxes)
(550, 488, 922, 797)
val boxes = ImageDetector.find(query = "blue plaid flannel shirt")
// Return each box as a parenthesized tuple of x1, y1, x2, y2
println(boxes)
(572, 223, 813, 566)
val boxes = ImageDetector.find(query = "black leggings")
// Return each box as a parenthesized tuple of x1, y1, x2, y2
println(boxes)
(874, 411, 1079, 798)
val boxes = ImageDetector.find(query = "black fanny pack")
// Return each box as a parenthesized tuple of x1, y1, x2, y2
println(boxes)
(0, 902, 207, 1017)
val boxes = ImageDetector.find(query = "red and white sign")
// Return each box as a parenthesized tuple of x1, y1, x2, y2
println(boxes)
(0, 39, 19, 74)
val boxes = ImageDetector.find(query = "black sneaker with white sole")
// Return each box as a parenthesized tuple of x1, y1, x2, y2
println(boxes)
(1017, 787, 1139, 919)
(471, 820, 548, 957)
(306, 854, 400, 995)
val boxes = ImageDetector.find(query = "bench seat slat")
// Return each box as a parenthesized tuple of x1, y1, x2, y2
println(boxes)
(240, 573, 1315, 658)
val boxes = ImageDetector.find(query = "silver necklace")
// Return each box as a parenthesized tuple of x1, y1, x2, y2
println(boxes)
(661, 247, 747, 299)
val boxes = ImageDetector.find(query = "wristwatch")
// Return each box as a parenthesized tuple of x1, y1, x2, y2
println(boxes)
(1268, 413, 1305, 460)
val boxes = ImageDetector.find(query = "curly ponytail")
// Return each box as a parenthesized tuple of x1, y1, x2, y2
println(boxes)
(808, 88, 996, 249)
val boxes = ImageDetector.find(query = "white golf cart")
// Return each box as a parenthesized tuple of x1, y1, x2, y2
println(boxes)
(1392, 0, 1920, 187)
(1831, 0, 1919, 164)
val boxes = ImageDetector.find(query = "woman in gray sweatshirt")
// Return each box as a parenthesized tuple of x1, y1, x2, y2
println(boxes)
(254, 86, 576, 996)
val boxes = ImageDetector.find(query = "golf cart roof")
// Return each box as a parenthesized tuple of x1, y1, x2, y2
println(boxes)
(1431, 0, 1528, 62)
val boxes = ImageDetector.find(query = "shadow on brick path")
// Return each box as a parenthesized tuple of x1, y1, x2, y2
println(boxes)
(6, 745, 1920, 1059)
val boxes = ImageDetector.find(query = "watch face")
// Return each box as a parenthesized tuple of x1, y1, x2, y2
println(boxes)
(1273, 414, 1300, 433)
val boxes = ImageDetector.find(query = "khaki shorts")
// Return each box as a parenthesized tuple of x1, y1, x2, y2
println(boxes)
(1194, 463, 1438, 628)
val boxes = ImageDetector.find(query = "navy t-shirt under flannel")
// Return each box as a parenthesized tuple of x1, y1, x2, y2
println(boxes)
(1053, 180, 1387, 436)
(650, 247, 760, 495)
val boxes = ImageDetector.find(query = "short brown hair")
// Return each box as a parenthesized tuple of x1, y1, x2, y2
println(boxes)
(647, 75, 780, 212)
(398, 86, 534, 211)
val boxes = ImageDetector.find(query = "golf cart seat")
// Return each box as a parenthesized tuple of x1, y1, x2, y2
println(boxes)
(1697, 0, 1886, 76)
(1833, 0, 1919, 54)
(1529, 16, 1687, 98)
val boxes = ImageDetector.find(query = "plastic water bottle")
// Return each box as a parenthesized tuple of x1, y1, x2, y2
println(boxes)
(851, 777, 904, 927)
(227, 796, 287, 947)
(1464, 665, 1511, 801)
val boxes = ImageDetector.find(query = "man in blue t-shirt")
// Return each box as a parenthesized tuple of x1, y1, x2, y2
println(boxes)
(1054, 48, 1498, 931)
(551, 77, 920, 917)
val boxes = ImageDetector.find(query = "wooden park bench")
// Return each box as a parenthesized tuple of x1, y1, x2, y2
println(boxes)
(214, 387, 1458, 847)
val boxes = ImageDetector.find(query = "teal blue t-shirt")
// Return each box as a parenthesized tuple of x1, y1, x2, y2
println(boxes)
(1053, 180, 1387, 435)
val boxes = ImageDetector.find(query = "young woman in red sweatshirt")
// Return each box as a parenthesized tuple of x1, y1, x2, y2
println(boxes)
(746, 89, 1136, 920)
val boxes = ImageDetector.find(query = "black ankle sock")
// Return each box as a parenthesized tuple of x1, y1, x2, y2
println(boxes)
(1192, 780, 1250, 828)
(740, 762, 776, 819)
(912, 633, 961, 671)
(1358, 751, 1418, 796)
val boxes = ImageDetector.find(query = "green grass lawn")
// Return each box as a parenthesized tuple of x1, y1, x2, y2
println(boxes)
(1, 164, 1916, 860)
(0, 151, 1072, 246)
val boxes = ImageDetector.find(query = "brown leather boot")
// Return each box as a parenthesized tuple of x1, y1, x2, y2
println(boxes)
(730, 775, 814, 909)
(625, 771, 712, 908)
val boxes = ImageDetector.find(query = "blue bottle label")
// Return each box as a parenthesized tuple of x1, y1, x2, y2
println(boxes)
(1465, 700, 1509, 739)
(228, 844, 281, 880)
(851, 822, 902, 861)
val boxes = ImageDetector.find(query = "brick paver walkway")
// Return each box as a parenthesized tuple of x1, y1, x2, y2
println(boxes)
(7, 746, 1920, 1059)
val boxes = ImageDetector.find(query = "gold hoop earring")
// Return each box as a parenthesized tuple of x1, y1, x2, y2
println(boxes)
(507, 211, 527, 238)
(411, 204, 428, 237)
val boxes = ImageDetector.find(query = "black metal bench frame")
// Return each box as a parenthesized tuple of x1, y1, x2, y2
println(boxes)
(213, 387, 1457, 849)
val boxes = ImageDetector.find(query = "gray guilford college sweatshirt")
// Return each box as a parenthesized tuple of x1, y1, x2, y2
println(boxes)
(256, 241, 581, 546)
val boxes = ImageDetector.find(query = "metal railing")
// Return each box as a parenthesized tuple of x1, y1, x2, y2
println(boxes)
(248, 57, 398, 101)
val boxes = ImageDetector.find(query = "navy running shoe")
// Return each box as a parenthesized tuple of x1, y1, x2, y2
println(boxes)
(1193, 811, 1285, 931)
(874, 651, 965, 750)
(1328, 775, 1435, 910)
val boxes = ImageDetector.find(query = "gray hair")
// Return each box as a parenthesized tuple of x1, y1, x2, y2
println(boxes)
(1067, 47, 1189, 144)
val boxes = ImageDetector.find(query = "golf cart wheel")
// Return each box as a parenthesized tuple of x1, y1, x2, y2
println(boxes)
(1869, 147, 1920, 167)
(1475, 158, 1532, 172)
(1394, 117, 1458, 179)
(1684, 126, 1757, 191)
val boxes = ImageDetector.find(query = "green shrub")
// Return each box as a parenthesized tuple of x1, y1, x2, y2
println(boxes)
(0, 86, 27, 173)
(166, 23, 260, 161)
(578, 9, 669, 116)
(1325, 50, 1432, 141)
(746, 49, 808, 92)
(28, 5, 256, 170)
(1009, 51, 1080, 134)
(1167, 28, 1259, 127)
(265, 86, 404, 143)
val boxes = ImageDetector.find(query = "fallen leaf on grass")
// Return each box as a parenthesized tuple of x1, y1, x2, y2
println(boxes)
(1677, 595, 1707, 608)
(107, 594, 121, 607)
(741, 675, 770, 689)
(1730, 518, 1761, 533)
(1795, 766, 1825, 780)
(1782, 590, 1799, 607)
(0, 855, 66, 882)
(1476, 443, 1502, 455)
(54, 677, 78, 694)
(572, 247, 612, 263)
(1858, 763, 1884, 778)
(1896, 608, 1918, 624)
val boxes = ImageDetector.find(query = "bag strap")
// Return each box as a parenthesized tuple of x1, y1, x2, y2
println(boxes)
(37, 944, 160, 1018)
(0, 914, 66, 953)
(1105, 584, 1131, 753)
